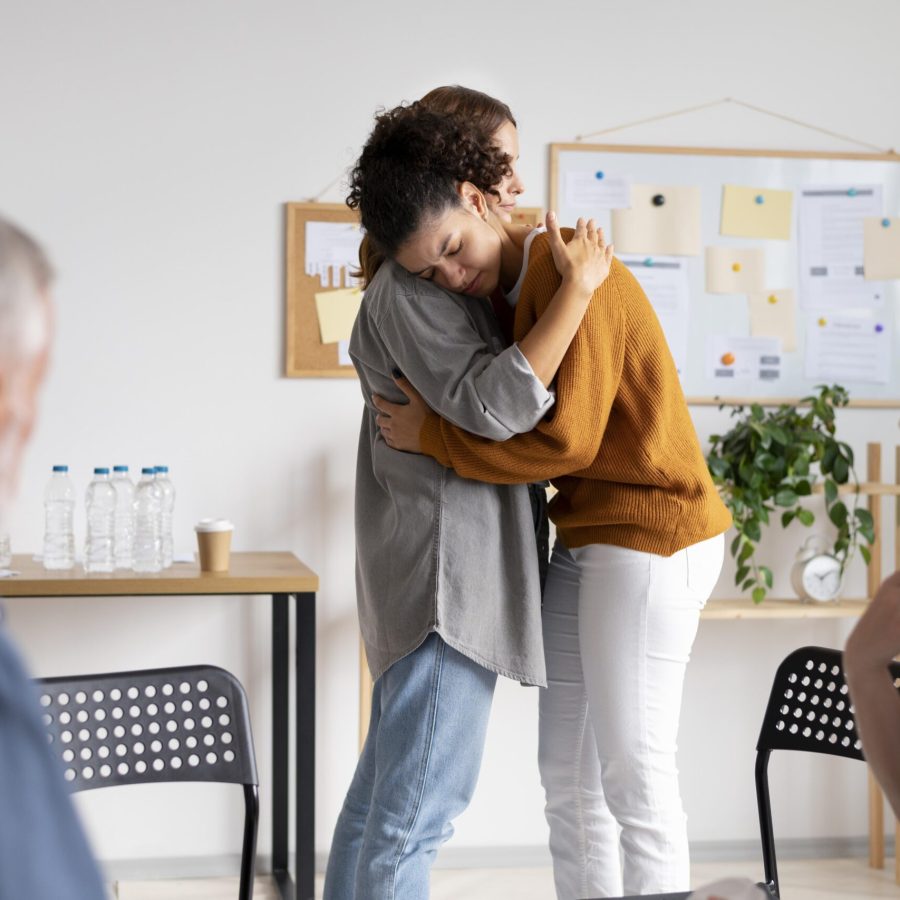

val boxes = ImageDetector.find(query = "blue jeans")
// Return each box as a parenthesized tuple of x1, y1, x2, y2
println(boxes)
(0, 624, 107, 900)
(324, 633, 497, 899)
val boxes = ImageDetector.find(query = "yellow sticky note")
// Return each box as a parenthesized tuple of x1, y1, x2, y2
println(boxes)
(611, 184, 701, 256)
(705, 246, 766, 294)
(863, 217, 900, 280)
(314, 287, 363, 344)
(720, 185, 793, 240)
(748, 289, 797, 352)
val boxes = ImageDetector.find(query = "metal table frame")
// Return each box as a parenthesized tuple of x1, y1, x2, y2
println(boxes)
(1, 552, 317, 900)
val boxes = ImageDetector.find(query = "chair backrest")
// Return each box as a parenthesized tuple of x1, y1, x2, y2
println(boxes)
(755, 645, 900, 761)
(38, 665, 258, 792)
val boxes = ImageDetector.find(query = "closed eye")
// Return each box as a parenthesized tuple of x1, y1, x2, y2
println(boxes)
(447, 241, 463, 256)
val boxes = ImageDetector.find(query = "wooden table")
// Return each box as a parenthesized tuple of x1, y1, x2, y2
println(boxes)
(0, 551, 318, 900)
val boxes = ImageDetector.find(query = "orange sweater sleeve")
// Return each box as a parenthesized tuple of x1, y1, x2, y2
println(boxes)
(419, 245, 627, 484)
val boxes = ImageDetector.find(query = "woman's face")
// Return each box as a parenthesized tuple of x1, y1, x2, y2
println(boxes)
(489, 120, 524, 222)
(394, 184, 503, 298)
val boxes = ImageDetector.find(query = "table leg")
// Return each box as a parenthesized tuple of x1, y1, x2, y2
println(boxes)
(296, 592, 316, 900)
(272, 593, 292, 899)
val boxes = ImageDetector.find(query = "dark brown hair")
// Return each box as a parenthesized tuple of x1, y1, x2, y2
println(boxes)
(351, 87, 515, 286)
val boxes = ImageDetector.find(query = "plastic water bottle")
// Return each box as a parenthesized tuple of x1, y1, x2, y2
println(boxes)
(154, 465, 175, 569)
(43, 465, 76, 570)
(84, 468, 116, 573)
(111, 465, 135, 569)
(132, 467, 161, 573)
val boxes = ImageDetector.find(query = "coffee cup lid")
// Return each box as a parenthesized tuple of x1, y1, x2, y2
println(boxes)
(194, 518, 234, 533)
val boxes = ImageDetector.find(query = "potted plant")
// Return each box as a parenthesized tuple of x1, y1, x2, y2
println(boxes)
(706, 384, 875, 603)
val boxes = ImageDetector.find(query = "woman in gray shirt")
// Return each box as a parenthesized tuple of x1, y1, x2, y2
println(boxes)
(323, 93, 611, 900)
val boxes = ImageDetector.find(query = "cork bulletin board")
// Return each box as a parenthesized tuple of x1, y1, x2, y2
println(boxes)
(284, 202, 545, 378)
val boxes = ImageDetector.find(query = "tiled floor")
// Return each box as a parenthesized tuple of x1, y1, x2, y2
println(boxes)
(113, 856, 900, 898)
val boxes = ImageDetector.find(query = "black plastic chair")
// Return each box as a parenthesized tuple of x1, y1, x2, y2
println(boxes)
(38, 664, 259, 900)
(755, 645, 900, 899)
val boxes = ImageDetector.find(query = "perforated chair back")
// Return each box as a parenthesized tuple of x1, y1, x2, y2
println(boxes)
(755, 646, 900, 899)
(38, 664, 259, 900)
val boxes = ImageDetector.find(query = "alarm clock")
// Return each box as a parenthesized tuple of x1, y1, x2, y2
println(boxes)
(790, 535, 843, 603)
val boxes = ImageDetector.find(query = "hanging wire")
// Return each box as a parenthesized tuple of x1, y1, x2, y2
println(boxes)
(575, 97, 897, 155)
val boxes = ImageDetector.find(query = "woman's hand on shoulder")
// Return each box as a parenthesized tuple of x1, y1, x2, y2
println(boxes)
(372, 375, 430, 453)
(545, 211, 614, 299)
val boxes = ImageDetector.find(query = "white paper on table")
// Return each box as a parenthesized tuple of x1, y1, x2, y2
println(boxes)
(705, 335, 782, 383)
(621, 256, 689, 376)
(564, 171, 631, 211)
(798, 185, 884, 309)
(0, 569, 20, 578)
(338, 340, 352, 366)
(305, 221, 362, 289)
(804, 311, 891, 384)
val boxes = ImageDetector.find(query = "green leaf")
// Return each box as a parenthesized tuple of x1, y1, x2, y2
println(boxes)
(828, 502, 848, 528)
(774, 489, 798, 507)
(752, 586, 767, 604)
(742, 578, 756, 591)
(822, 444, 838, 473)
(735, 565, 750, 585)
(781, 510, 796, 528)
(860, 545, 872, 565)
(738, 542, 754, 564)
(730, 534, 743, 557)
(769, 426, 789, 445)
(794, 480, 812, 496)
(833, 455, 849, 484)
(797, 509, 815, 527)
(744, 519, 761, 542)
(855, 508, 874, 528)
(759, 565, 774, 588)
(824, 480, 838, 504)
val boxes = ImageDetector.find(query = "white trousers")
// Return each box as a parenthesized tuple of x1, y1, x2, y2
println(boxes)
(538, 535, 724, 899)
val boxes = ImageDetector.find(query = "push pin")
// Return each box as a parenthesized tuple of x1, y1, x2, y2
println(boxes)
(720, 352, 735, 366)
(882, 218, 892, 228)
(652, 194, 665, 207)
(731, 262, 742, 273)
(755, 195, 765, 205)
(875, 323, 884, 333)
(847, 187, 858, 197)
(644, 258, 654, 267)
(767, 294, 778, 304)
(595, 171, 604, 180)
(818, 317, 828, 327)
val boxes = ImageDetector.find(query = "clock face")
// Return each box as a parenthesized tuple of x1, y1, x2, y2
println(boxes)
(801, 554, 842, 602)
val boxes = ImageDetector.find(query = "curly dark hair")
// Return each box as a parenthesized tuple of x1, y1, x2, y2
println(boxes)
(346, 101, 511, 263)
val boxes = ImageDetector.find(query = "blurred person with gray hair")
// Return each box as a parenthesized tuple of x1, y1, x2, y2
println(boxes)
(0, 215, 107, 899)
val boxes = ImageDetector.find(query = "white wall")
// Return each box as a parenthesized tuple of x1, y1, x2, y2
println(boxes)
(2, 0, 899, 869)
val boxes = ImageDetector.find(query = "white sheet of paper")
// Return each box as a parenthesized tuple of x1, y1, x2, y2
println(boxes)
(621, 256, 689, 376)
(705, 246, 767, 294)
(305, 221, 362, 288)
(564, 171, 631, 211)
(0, 569, 20, 578)
(804, 312, 891, 384)
(338, 340, 352, 366)
(798, 185, 884, 309)
(748, 289, 797, 352)
(705, 336, 782, 383)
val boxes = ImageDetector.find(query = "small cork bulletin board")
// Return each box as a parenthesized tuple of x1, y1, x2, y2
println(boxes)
(284, 202, 545, 378)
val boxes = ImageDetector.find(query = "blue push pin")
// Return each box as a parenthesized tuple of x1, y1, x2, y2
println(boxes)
(875, 323, 884, 333)
(882, 218, 892, 228)
(755, 194, 765, 204)
(595, 171, 604, 180)
(848, 187, 858, 197)
(644, 257, 654, 267)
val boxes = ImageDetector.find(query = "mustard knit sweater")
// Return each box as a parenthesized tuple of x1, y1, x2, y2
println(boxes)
(420, 232, 732, 556)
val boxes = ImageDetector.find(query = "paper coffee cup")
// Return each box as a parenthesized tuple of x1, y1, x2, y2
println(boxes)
(194, 518, 234, 572)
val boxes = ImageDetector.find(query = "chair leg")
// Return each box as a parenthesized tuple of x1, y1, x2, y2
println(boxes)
(755, 750, 779, 898)
(240, 784, 259, 900)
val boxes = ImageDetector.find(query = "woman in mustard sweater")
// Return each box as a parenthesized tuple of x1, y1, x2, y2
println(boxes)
(354, 102, 732, 899)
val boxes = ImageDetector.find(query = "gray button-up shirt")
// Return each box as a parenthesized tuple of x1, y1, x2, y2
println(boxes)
(350, 261, 554, 686)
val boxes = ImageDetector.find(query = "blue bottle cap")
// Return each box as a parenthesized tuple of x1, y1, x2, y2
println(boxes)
(141, 467, 156, 475)
(94, 467, 109, 475)
(155, 465, 169, 473)
(52, 465, 68, 472)
(113, 465, 129, 472)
